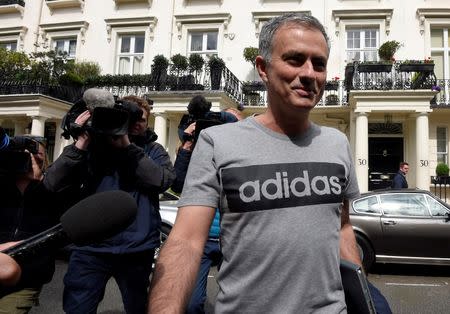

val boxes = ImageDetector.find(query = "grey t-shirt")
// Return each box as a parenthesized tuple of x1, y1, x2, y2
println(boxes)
(179, 117, 360, 313)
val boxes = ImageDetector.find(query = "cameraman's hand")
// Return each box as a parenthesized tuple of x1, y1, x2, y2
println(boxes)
(74, 110, 91, 151)
(29, 151, 44, 181)
(108, 134, 131, 149)
(182, 122, 196, 151)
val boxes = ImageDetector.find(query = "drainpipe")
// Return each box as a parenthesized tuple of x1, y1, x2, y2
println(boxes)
(34, 0, 44, 52)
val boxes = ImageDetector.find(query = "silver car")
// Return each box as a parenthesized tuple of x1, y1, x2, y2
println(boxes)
(350, 189, 450, 270)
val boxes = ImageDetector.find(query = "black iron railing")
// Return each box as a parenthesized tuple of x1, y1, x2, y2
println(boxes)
(0, 0, 25, 6)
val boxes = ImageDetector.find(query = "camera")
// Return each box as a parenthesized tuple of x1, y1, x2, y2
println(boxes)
(61, 98, 143, 140)
(0, 127, 40, 174)
(177, 95, 238, 142)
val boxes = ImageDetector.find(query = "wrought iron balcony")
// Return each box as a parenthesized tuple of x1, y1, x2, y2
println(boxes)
(0, 0, 25, 6)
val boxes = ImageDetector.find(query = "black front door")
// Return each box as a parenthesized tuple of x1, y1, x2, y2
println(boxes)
(369, 138, 403, 191)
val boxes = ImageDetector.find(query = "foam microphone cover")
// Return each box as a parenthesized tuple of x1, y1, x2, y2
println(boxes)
(61, 190, 137, 246)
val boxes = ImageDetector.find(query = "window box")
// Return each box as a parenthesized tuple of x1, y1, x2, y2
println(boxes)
(358, 63, 392, 73)
(325, 81, 339, 91)
(398, 63, 434, 73)
(325, 94, 339, 106)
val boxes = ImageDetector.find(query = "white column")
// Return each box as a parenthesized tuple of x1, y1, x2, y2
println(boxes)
(53, 122, 72, 161)
(167, 117, 180, 162)
(30, 116, 47, 136)
(415, 112, 430, 190)
(354, 112, 369, 193)
(154, 113, 168, 147)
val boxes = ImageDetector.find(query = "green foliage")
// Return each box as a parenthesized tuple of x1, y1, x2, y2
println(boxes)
(27, 50, 71, 83)
(151, 54, 169, 72)
(68, 61, 101, 81)
(188, 53, 204, 72)
(243, 47, 259, 68)
(0, 48, 30, 81)
(207, 55, 225, 69)
(378, 40, 402, 61)
(436, 163, 449, 176)
(170, 54, 188, 72)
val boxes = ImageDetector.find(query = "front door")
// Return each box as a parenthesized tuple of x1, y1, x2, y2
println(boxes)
(369, 138, 403, 191)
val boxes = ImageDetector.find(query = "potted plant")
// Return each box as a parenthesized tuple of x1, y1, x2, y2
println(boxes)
(436, 163, 449, 177)
(344, 62, 355, 90)
(170, 53, 188, 74)
(208, 55, 225, 90)
(243, 46, 259, 79)
(378, 40, 402, 62)
(325, 94, 339, 105)
(151, 54, 169, 91)
(357, 60, 393, 73)
(188, 53, 204, 73)
(325, 76, 339, 91)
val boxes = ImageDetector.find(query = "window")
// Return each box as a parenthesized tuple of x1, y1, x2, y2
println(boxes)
(437, 127, 448, 164)
(54, 38, 77, 59)
(188, 31, 218, 56)
(430, 28, 450, 80)
(0, 41, 17, 51)
(353, 195, 381, 214)
(346, 28, 378, 62)
(426, 195, 450, 216)
(117, 34, 145, 75)
(380, 193, 429, 216)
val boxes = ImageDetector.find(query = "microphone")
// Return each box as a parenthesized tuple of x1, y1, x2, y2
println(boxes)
(1, 190, 137, 265)
(82, 88, 115, 111)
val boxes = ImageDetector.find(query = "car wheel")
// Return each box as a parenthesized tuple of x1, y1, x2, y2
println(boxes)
(153, 224, 172, 270)
(355, 233, 375, 271)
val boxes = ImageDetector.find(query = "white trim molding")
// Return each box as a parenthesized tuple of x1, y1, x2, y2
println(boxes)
(332, 9, 393, 36)
(252, 11, 311, 38)
(45, 0, 85, 15)
(105, 17, 158, 43)
(417, 8, 450, 35)
(113, 0, 152, 9)
(0, 26, 28, 50)
(183, 0, 222, 6)
(0, 3, 24, 17)
(39, 21, 89, 47)
(174, 13, 231, 40)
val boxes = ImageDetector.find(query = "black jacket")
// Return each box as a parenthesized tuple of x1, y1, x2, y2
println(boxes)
(43, 131, 176, 253)
(0, 178, 72, 296)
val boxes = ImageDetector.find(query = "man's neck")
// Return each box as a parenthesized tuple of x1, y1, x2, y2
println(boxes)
(255, 109, 311, 136)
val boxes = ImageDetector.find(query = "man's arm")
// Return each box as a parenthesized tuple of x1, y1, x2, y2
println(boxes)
(0, 242, 21, 286)
(340, 199, 362, 266)
(148, 205, 215, 313)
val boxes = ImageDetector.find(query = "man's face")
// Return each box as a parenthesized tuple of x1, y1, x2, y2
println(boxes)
(129, 110, 148, 136)
(401, 164, 409, 174)
(257, 24, 328, 114)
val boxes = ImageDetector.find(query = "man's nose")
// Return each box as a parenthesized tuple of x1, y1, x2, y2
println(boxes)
(299, 60, 316, 81)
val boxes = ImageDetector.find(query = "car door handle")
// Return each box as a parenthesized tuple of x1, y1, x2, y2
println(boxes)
(383, 220, 397, 225)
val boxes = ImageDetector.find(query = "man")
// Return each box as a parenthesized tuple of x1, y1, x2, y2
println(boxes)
(0, 136, 69, 313)
(44, 91, 175, 314)
(172, 99, 242, 314)
(391, 162, 409, 189)
(149, 13, 361, 313)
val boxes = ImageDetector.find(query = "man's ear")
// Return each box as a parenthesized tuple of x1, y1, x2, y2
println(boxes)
(256, 56, 268, 83)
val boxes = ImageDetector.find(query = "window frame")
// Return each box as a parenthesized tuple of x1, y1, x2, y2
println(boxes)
(116, 33, 146, 75)
(188, 30, 219, 56)
(0, 26, 27, 51)
(345, 27, 379, 62)
(53, 37, 77, 59)
(436, 126, 448, 165)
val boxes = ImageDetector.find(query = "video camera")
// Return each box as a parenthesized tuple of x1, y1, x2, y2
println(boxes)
(177, 95, 238, 142)
(0, 127, 40, 174)
(61, 98, 143, 140)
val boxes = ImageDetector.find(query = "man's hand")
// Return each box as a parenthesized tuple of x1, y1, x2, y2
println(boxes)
(29, 152, 44, 181)
(182, 122, 196, 151)
(74, 110, 91, 150)
(340, 200, 362, 267)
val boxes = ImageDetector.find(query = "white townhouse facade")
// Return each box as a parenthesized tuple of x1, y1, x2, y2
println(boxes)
(1, 0, 450, 194)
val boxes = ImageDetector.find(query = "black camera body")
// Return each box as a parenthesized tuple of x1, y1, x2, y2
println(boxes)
(61, 99, 143, 140)
(0, 127, 40, 174)
(178, 111, 229, 143)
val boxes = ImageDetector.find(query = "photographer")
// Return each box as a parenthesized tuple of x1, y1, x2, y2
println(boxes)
(0, 135, 70, 313)
(43, 90, 175, 314)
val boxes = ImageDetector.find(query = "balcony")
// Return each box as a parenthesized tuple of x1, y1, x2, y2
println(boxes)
(45, 0, 84, 14)
(0, 0, 25, 16)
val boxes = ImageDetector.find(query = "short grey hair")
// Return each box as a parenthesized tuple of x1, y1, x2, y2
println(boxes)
(258, 13, 330, 63)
